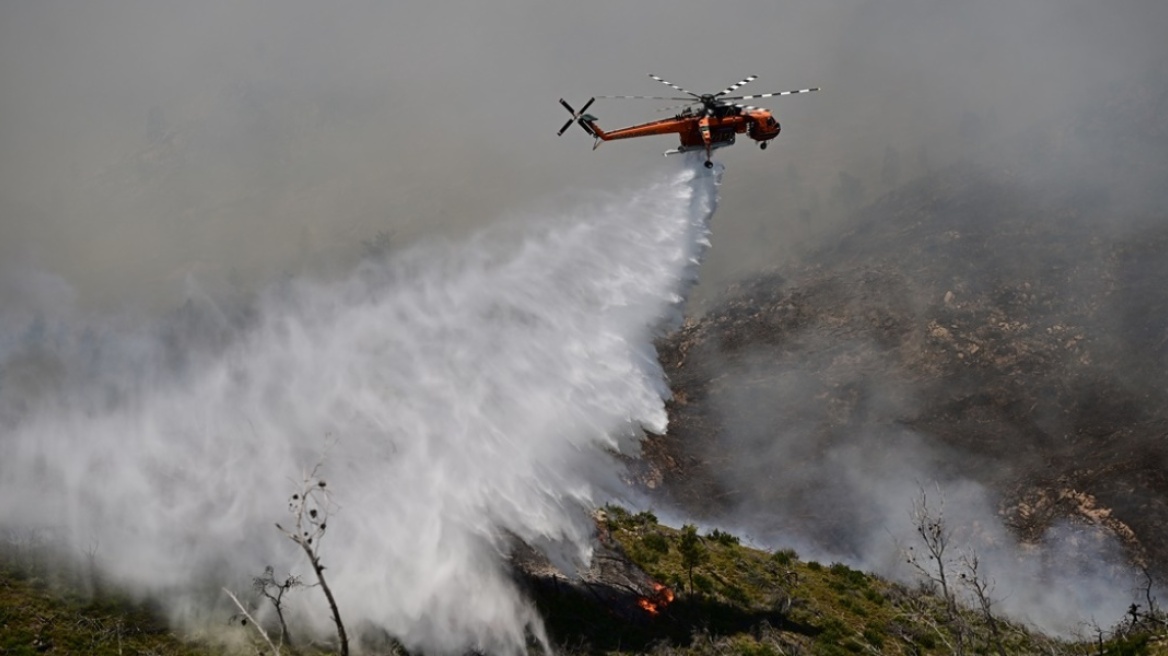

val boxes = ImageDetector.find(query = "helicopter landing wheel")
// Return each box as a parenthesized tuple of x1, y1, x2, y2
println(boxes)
(759, 141, 768, 150)
(704, 160, 714, 169)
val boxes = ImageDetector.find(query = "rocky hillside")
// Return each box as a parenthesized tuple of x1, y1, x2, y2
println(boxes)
(643, 66, 1168, 575)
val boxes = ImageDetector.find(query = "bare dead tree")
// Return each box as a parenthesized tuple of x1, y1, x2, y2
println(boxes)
(276, 463, 349, 656)
(1141, 567, 1157, 615)
(959, 551, 1006, 656)
(82, 537, 102, 597)
(253, 565, 302, 648)
(1090, 620, 1105, 656)
(904, 484, 965, 655)
(906, 485, 956, 618)
(1135, 565, 1168, 631)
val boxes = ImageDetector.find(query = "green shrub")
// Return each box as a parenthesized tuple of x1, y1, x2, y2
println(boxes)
(641, 532, 669, 554)
(862, 627, 885, 648)
(1106, 633, 1150, 656)
(603, 504, 631, 530)
(731, 636, 782, 656)
(829, 562, 868, 586)
(628, 544, 660, 566)
(772, 548, 798, 566)
(706, 529, 740, 546)
(632, 510, 658, 526)
(838, 595, 867, 617)
(815, 618, 848, 650)
(694, 573, 715, 594)
(807, 561, 823, 572)
(723, 584, 751, 606)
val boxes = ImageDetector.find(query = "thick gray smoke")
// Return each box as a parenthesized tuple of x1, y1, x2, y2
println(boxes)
(0, 160, 718, 654)
(713, 385, 1143, 635)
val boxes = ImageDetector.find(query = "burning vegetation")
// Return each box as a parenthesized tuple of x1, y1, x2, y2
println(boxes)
(516, 504, 1168, 654)
(636, 582, 675, 616)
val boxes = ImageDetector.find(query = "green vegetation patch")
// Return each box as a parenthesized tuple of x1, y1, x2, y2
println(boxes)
(597, 506, 1130, 656)
(0, 567, 220, 656)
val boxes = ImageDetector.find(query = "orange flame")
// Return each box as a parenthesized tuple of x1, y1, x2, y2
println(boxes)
(637, 582, 675, 616)
(653, 582, 675, 604)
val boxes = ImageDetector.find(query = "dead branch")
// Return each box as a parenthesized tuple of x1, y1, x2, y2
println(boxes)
(224, 586, 281, 656)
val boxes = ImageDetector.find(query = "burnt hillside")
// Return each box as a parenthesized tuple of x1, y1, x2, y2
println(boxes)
(643, 69, 1168, 572)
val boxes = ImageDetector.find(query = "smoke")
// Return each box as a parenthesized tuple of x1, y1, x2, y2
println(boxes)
(0, 158, 719, 654)
(690, 332, 1157, 636)
(654, 17, 1168, 629)
(3, 1, 1164, 311)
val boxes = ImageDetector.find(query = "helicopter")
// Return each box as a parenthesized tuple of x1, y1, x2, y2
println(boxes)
(559, 74, 819, 168)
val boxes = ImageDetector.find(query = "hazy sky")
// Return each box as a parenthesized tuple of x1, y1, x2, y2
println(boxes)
(1, 0, 1165, 309)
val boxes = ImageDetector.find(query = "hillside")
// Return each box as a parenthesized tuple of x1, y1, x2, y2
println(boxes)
(526, 507, 1082, 656)
(9, 508, 1168, 655)
(646, 160, 1168, 563)
(641, 66, 1168, 588)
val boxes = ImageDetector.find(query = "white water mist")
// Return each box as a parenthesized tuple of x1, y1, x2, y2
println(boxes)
(0, 159, 720, 654)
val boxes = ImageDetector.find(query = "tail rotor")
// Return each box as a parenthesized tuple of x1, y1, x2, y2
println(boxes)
(557, 97, 596, 136)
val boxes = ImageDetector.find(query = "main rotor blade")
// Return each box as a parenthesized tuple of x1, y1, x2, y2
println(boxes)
(648, 74, 700, 98)
(656, 102, 701, 113)
(598, 95, 692, 101)
(716, 75, 758, 97)
(721, 87, 820, 101)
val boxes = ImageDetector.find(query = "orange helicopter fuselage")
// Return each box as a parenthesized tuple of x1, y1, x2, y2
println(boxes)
(582, 108, 780, 151)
